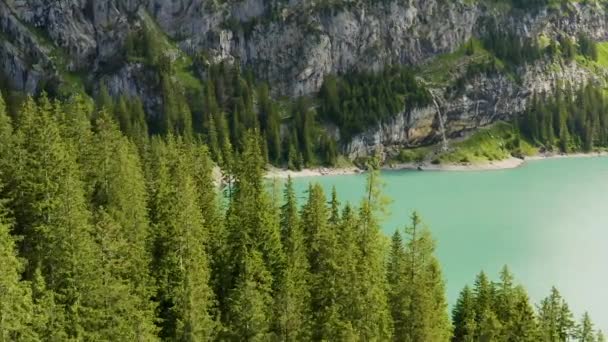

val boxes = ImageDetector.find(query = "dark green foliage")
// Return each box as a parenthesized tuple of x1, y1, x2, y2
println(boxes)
(578, 33, 598, 61)
(0, 199, 37, 341)
(520, 83, 608, 152)
(318, 66, 430, 140)
(538, 287, 576, 342)
(147, 136, 216, 340)
(391, 212, 451, 341)
(481, 21, 543, 68)
(507, 0, 549, 10)
(0, 91, 603, 341)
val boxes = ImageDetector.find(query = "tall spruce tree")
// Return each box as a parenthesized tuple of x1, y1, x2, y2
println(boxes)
(0, 199, 37, 341)
(86, 113, 158, 340)
(352, 157, 393, 339)
(0, 91, 14, 188)
(302, 183, 347, 340)
(509, 286, 539, 341)
(473, 271, 501, 341)
(10, 97, 114, 340)
(538, 287, 575, 342)
(401, 212, 451, 342)
(575, 312, 596, 342)
(388, 230, 409, 341)
(148, 137, 216, 340)
(274, 178, 311, 341)
(452, 286, 477, 342)
(224, 132, 279, 339)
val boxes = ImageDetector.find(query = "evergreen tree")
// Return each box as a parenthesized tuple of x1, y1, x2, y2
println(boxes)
(114, 96, 132, 135)
(575, 312, 596, 342)
(96, 83, 114, 114)
(128, 97, 150, 145)
(401, 212, 451, 342)
(387, 230, 409, 341)
(452, 286, 477, 342)
(274, 178, 311, 341)
(473, 271, 501, 341)
(207, 113, 222, 164)
(509, 286, 539, 341)
(0, 200, 37, 341)
(224, 132, 280, 339)
(227, 250, 274, 341)
(148, 137, 216, 340)
(538, 287, 575, 342)
(302, 183, 346, 340)
(86, 113, 158, 340)
(10, 97, 112, 340)
(0, 91, 14, 188)
(353, 160, 393, 340)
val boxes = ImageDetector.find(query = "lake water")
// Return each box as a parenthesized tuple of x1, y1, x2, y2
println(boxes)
(291, 156, 608, 330)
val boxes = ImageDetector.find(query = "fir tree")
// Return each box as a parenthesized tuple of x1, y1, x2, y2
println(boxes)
(452, 286, 477, 342)
(10, 97, 111, 339)
(148, 137, 216, 340)
(354, 160, 393, 340)
(86, 113, 158, 340)
(274, 178, 311, 341)
(0, 200, 37, 341)
(538, 287, 575, 342)
(576, 312, 596, 342)
(387, 230, 409, 341)
(401, 212, 451, 342)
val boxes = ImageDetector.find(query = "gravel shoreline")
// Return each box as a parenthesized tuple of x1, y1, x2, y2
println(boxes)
(264, 152, 608, 179)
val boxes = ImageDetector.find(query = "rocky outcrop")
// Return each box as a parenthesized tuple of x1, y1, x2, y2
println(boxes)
(1, 0, 608, 157)
(346, 59, 608, 158)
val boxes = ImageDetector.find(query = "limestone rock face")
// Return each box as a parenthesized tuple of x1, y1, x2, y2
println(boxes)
(1, 0, 607, 155)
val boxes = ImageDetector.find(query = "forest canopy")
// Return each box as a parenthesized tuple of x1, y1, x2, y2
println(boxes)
(0, 92, 603, 341)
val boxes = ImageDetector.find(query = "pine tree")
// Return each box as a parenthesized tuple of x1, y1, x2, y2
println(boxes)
(10, 97, 111, 339)
(401, 212, 451, 341)
(148, 137, 216, 340)
(495, 265, 517, 338)
(30, 266, 68, 341)
(509, 285, 539, 341)
(452, 286, 477, 342)
(128, 97, 149, 145)
(576, 312, 596, 342)
(86, 113, 158, 340)
(0, 91, 14, 187)
(274, 178, 311, 341)
(223, 132, 280, 338)
(472, 271, 501, 341)
(598, 330, 606, 342)
(207, 113, 222, 164)
(96, 83, 114, 114)
(301, 183, 345, 340)
(0, 200, 37, 341)
(114, 96, 132, 135)
(189, 143, 226, 326)
(387, 230, 409, 341)
(538, 287, 575, 342)
(227, 250, 274, 341)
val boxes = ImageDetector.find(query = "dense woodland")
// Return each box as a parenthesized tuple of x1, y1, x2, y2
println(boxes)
(318, 67, 430, 140)
(0, 92, 604, 341)
(519, 83, 608, 153)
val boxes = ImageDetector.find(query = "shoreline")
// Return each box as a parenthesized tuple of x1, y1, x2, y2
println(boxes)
(264, 151, 608, 179)
(264, 166, 363, 179)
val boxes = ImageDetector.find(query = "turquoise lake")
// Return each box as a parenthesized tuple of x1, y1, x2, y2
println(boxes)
(290, 156, 608, 330)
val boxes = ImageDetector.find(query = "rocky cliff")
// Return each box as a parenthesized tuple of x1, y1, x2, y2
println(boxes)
(1, 0, 608, 156)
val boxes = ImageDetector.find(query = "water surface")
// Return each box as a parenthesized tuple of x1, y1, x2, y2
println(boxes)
(291, 157, 608, 329)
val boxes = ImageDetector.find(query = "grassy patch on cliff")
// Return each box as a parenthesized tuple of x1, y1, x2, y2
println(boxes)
(419, 39, 494, 85)
(594, 41, 608, 67)
(438, 122, 537, 164)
